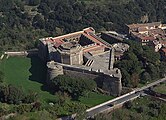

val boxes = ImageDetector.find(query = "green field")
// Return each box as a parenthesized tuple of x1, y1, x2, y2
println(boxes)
(0, 56, 113, 106)
(0, 56, 57, 103)
(79, 92, 114, 107)
(154, 83, 166, 94)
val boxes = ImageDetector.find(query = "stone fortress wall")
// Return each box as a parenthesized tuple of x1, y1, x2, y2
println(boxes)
(46, 54, 122, 96)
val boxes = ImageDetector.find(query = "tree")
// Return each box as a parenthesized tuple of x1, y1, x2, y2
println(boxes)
(146, 63, 160, 80)
(159, 62, 166, 77)
(121, 68, 131, 87)
(140, 72, 151, 84)
(115, 58, 141, 87)
(131, 73, 139, 87)
(124, 101, 132, 109)
(137, 106, 144, 113)
(149, 101, 160, 109)
(55, 91, 70, 105)
(32, 102, 41, 111)
(149, 109, 159, 117)
(38, 2, 50, 15)
(7, 85, 25, 104)
(29, 0, 40, 6)
(0, 84, 7, 102)
(123, 51, 138, 61)
(71, 103, 87, 120)
(52, 75, 97, 99)
(0, 71, 4, 83)
(24, 91, 38, 104)
(15, 104, 33, 114)
(141, 46, 160, 65)
(124, 40, 143, 56)
(32, 14, 45, 29)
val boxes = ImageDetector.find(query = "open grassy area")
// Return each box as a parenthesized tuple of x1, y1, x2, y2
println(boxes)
(0, 56, 57, 104)
(153, 83, 166, 94)
(79, 92, 114, 107)
(0, 56, 113, 106)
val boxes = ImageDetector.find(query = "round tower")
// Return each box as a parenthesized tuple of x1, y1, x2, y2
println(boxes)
(47, 61, 64, 82)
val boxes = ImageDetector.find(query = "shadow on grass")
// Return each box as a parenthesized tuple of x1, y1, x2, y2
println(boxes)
(28, 55, 55, 95)
(29, 56, 46, 84)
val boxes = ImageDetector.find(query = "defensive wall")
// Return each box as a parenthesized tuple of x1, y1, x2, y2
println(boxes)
(47, 61, 122, 96)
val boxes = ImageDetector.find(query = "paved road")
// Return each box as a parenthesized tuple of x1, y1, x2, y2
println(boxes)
(86, 91, 143, 117)
(138, 77, 166, 91)
(86, 77, 166, 117)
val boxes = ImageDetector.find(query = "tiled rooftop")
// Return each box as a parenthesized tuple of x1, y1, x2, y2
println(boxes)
(127, 22, 161, 29)
(40, 27, 110, 54)
(128, 22, 166, 43)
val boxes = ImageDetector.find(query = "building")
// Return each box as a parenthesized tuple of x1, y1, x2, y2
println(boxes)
(149, 40, 162, 52)
(127, 22, 166, 46)
(101, 31, 124, 44)
(100, 31, 129, 60)
(38, 27, 122, 96)
(113, 43, 130, 60)
(160, 40, 166, 48)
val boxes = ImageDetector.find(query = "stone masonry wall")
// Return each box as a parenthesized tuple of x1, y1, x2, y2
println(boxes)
(47, 63, 122, 96)
(64, 69, 121, 96)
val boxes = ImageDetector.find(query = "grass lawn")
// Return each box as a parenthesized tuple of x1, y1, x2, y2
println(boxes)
(79, 92, 114, 107)
(153, 83, 166, 94)
(0, 56, 114, 106)
(0, 56, 57, 104)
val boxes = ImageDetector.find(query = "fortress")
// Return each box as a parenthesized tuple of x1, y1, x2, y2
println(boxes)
(38, 27, 122, 96)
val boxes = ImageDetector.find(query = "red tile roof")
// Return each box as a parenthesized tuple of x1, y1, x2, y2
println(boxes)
(138, 27, 148, 32)
(160, 41, 166, 45)
(83, 45, 104, 53)
(42, 27, 109, 50)
(141, 36, 155, 41)
(127, 22, 161, 29)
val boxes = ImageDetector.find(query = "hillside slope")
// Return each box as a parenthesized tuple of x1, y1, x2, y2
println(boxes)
(0, 0, 166, 50)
